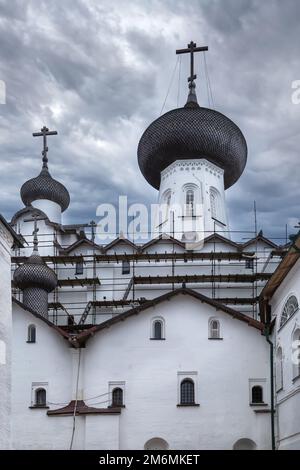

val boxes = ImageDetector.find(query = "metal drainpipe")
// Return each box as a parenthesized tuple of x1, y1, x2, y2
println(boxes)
(265, 323, 276, 450)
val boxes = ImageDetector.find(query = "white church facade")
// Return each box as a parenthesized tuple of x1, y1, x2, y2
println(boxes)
(0, 42, 299, 450)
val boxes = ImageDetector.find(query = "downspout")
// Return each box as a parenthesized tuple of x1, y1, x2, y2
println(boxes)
(264, 322, 276, 450)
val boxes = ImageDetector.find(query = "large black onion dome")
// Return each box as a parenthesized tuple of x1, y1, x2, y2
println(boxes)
(137, 96, 247, 190)
(21, 166, 70, 212)
(14, 251, 57, 293)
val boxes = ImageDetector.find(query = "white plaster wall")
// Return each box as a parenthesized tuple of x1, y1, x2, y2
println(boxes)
(11, 303, 73, 449)
(84, 294, 271, 450)
(32, 200, 62, 224)
(0, 221, 14, 449)
(270, 260, 300, 449)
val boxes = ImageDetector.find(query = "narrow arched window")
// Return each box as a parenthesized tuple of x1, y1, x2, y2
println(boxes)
(209, 319, 220, 339)
(27, 324, 36, 343)
(180, 379, 195, 405)
(251, 386, 263, 404)
(276, 347, 283, 391)
(292, 329, 300, 379)
(280, 295, 298, 328)
(154, 321, 162, 339)
(35, 388, 46, 406)
(210, 187, 223, 222)
(112, 387, 123, 407)
(185, 190, 194, 216)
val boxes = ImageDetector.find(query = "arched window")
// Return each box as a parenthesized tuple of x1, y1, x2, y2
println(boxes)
(35, 388, 46, 406)
(276, 347, 283, 391)
(164, 190, 171, 207)
(151, 318, 165, 340)
(112, 387, 123, 407)
(292, 329, 300, 379)
(185, 189, 194, 216)
(209, 319, 220, 339)
(210, 187, 223, 222)
(153, 321, 162, 339)
(144, 438, 169, 450)
(27, 324, 36, 343)
(280, 295, 298, 328)
(251, 386, 263, 404)
(180, 379, 195, 405)
(233, 438, 257, 450)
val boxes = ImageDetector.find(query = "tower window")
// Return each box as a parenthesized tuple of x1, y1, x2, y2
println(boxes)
(27, 324, 36, 343)
(180, 379, 195, 405)
(112, 387, 123, 407)
(185, 190, 194, 216)
(209, 319, 221, 339)
(35, 388, 47, 407)
(251, 386, 263, 404)
(122, 260, 130, 275)
(210, 187, 223, 223)
(276, 347, 283, 391)
(75, 260, 83, 275)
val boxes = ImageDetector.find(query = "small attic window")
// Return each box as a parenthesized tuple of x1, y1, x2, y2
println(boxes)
(122, 260, 130, 275)
(75, 260, 84, 275)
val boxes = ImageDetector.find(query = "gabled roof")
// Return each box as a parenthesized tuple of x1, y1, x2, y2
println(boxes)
(61, 237, 102, 254)
(75, 287, 264, 345)
(202, 233, 241, 249)
(0, 214, 23, 247)
(103, 237, 138, 252)
(12, 297, 71, 342)
(242, 231, 277, 249)
(141, 234, 185, 251)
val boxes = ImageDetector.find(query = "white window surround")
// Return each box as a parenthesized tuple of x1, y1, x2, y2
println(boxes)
(209, 186, 224, 224)
(208, 317, 222, 339)
(31, 382, 48, 407)
(108, 381, 125, 407)
(182, 183, 199, 217)
(279, 295, 299, 329)
(248, 378, 267, 406)
(177, 371, 199, 405)
(292, 328, 300, 381)
(150, 316, 165, 339)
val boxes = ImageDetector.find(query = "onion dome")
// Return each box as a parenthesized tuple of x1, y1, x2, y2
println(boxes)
(137, 82, 247, 190)
(20, 126, 70, 212)
(14, 232, 57, 294)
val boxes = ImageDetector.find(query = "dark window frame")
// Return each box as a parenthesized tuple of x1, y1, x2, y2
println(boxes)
(180, 379, 195, 405)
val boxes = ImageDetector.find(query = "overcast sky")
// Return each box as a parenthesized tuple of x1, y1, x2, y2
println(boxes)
(0, 0, 299, 243)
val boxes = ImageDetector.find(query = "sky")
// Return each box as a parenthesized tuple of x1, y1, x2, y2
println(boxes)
(0, 0, 299, 244)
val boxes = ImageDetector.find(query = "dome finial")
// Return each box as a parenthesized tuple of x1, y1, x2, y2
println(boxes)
(32, 126, 58, 170)
(176, 41, 208, 105)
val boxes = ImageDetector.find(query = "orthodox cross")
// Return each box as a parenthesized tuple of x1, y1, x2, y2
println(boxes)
(32, 126, 58, 168)
(176, 41, 208, 86)
(24, 213, 47, 251)
(89, 220, 97, 243)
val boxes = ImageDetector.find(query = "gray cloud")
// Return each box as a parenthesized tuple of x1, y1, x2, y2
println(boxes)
(0, 0, 299, 243)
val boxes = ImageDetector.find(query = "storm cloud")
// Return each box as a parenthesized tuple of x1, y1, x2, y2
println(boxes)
(0, 0, 299, 243)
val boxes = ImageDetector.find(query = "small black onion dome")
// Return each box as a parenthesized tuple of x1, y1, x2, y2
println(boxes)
(14, 251, 57, 293)
(20, 166, 70, 212)
(137, 91, 247, 190)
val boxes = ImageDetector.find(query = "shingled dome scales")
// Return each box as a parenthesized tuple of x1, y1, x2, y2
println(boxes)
(137, 42, 247, 190)
(13, 216, 57, 316)
(20, 126, 70, 212)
